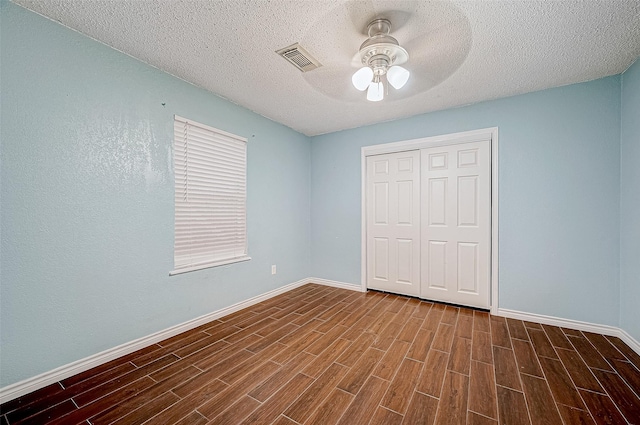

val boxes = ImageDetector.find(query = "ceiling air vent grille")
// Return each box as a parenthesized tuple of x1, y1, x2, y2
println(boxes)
(276, 43, 321, 72)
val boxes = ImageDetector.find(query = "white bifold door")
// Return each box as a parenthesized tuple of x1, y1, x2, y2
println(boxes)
(366, 151, 421, 297)
(365, 140, 491, 309)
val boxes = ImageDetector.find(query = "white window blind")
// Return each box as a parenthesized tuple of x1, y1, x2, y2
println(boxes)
(172, 115, 249, 275)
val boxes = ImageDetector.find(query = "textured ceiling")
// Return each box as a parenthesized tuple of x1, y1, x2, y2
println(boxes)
(12, 0, 640, 136)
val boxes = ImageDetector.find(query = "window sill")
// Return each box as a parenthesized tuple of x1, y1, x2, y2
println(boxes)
(169, 255, 251, 276)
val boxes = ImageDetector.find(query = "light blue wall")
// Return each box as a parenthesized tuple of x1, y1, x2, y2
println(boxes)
(0, 2, 311, 387)
(311, 77, 621, 327)
(620, 59, 640, 342)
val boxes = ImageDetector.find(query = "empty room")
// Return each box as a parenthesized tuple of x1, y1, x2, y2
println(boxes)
(1, 0, 639, 424)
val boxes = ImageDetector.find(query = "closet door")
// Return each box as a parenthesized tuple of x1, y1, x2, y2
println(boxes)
(420, 141, 491, 308)
(366, 151, 421, 297)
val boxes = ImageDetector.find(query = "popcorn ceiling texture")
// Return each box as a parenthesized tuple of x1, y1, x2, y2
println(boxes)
(11, 0, 640, 136)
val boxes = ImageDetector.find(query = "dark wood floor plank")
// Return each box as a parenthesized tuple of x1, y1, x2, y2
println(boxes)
(472, 331, 493, 364)
(414, 301, 434, 319)
(336, 376, 389, 425)
(240, 373, 314, 425)
(527, 328, 558, 359)
(46, 377, 156, 425)
(206, 395, 261, 425)
(89, 366, 201, 425)
(402, 392, 438, 425)
(305, 388, 354, 425)
(454, 314, 473, 339)
(370, 407, 404, 425)
(73, 355, 177, 407)
(195, 361, 281, 419)
(468, 411, 498, 425)
(568, 335, 613, 371)
(490, 317, 512, 349)
(512, 339, 543, 377)
(110, 391, 179, 425)
(273, 331, 323, 365)
(579, 389, 627, 425)
(10, 399, 76, 425)
(372, 321, 404, 351)
(0, 382, 65, 416)
(467, 411, 498, 425)
(374, 339, 411, 381)
(583, 332, 627, 361)
(448, 337, 472, 375)
(537, 356, 584, 409)
(337, 347, 384, 395)
(556, 405, 596, 425)
(606, 335, 640, 367)
(493, 346, 521, 391)
(434, 371, 469, 425)
(441, 306, 459, 326)
(422, 304, 445, 331)
(247, 351, 315, 402)
(272, 415, 298, 425)
(417, 349, 449, 397)
(468, 360, 497, 419)
(62, 357, 136, 389)
(562, 327, 584, 337)
(284, 363, 348, 424)
(609, 358, 640, 396)
(519, 374, 563, 425)
(303, 337, 351, 378)
(381, 358, 424, 415)
(174, 411, 208, 425)
(432, 324, 455, 352)
(218, 342, 287, 385)
(306, 324, 348, 355)
(523, 321, 543, 330)
(473, 311, 490, 333)
(335, 332, 375, 367)
(555, 347, 604, 393)
(407, 329, 434, 362)
(496, 386, 531, 425)
(398, 317, 425, 343)
(541, 324, 573, 349)
(506, 318, 529, 341)
(140, 379, 229, 425)
(590, 368, 640, 422)
(192, 335, 260, 371)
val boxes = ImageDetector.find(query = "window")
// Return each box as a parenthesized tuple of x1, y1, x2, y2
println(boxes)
(171, 115, 249, 275)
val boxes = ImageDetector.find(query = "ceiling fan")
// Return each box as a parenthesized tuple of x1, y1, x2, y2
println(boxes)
(299, 1, 472, 104)
(351, 18, 410, 101)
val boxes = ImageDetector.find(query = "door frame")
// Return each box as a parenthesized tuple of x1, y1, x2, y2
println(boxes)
(361, 127, 499, 314)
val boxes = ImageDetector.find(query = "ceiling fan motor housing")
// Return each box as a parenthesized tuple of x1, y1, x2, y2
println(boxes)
(358, 19, 409, 71)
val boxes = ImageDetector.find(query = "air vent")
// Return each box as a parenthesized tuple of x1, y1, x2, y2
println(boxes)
(276, 43, 321, 72)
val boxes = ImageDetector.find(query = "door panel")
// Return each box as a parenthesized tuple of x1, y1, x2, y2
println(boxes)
(420, 141, 491, 308)
(366, 150, 421, 297)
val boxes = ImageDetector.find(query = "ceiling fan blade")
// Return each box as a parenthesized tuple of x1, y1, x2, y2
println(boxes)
(302, 63, 365, 103)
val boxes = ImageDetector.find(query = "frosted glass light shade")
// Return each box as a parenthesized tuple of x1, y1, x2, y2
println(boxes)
(352, 67, 374, 91)
(387, 65, 410, 89)
(367, 81, 384, 101)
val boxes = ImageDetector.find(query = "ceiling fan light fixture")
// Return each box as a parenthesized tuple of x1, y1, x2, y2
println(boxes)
(353, 19, 410, 101)
(367, 80, 384, 101)
(387, 65, 410, 89)
(352, 66, 374, 91)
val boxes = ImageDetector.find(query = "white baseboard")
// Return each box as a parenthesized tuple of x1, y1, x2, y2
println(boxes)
(306, 277, 365, 292)
(0, 278, 310, 404)
(497, 308, 640, 355)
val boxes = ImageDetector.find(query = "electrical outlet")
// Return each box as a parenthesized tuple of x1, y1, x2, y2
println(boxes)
(271, 265, 277, 275)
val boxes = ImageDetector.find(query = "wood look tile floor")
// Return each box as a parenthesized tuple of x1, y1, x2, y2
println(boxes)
(2, 284, 640, 425)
